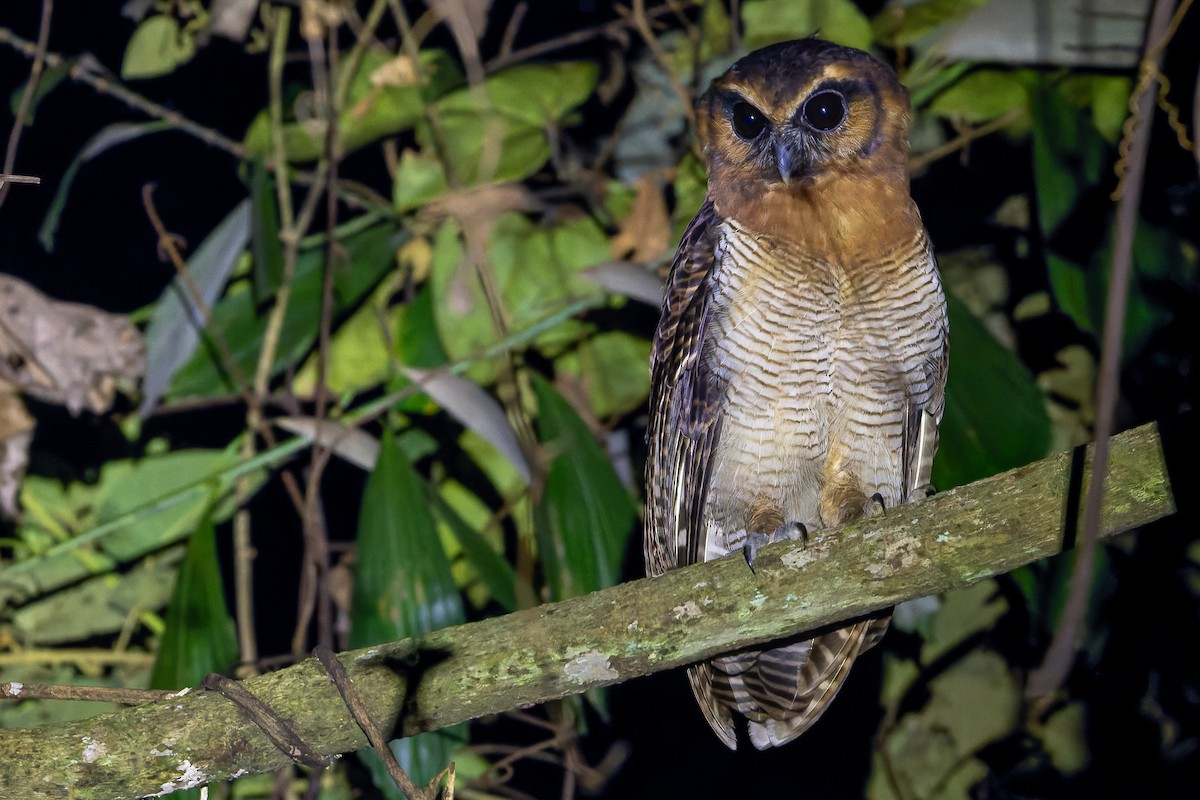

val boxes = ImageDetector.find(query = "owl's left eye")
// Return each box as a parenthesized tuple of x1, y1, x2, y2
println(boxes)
(801, 90, 847, 132)
(731, 101, 767, 140)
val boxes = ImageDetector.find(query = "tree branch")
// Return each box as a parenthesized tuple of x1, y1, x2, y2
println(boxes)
(0, 423, 1174, 799)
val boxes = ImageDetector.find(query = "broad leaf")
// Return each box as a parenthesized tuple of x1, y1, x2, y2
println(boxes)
(243, 49, 463, 162)
(430, 213, 610, 383)
(150, 517, 238, 689)
(425, 62, 598, 186)
(1029, 78, 1179, 356)
(141, 200, 253, 416)
(741, 0, 874, 51)
(5, 449, 252, 607)
(122, 15, 196, 80)
(168, 222, 399, 400)
(933, 294, 1050, 490)
(350, 431, 465, 785)
(532, 375, 635, 599)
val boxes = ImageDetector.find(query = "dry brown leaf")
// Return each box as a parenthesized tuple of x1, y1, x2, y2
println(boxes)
(369, 54, 423, 90)
(0, 274, 145, 416)
(422, 183, 537, 241)
(300, 0, 345, 40)
(0, 383, 34, 519)
(428, 0, 490, 58)
(610, 174, 671, 263)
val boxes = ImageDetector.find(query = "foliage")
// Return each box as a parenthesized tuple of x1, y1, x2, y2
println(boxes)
(0, 1, 1195, 799)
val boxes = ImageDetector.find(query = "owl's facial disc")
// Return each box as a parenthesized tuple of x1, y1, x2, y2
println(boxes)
(775, 87, 850, 183)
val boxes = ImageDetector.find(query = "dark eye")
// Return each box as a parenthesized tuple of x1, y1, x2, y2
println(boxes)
(801, 90, 847, 131)
(731, 101, 767, 140)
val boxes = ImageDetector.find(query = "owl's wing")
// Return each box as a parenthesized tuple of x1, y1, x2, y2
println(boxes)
(644, 199, 725, 577)
(902, 248, 950, 501)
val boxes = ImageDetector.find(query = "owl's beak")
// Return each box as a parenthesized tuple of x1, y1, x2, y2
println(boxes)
(774, 140, 805, 184)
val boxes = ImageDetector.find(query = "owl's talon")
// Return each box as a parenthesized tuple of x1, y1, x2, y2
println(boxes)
(743, 522, 808, 572)
(773, 521, 808, 546)
(742, 531, 770, 573)
(915, 483, 937, 499)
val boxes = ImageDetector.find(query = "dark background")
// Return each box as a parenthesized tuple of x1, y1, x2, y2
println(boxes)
(2, 2, 1199, 798)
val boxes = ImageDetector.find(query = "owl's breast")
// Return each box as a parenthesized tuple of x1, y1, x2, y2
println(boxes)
(702, 221, 943, 545)
(703, 226, 839, 538)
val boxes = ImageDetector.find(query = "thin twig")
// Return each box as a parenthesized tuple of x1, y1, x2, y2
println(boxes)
(484, 1, 683, 73)
(907, 107, 1025, 173)
(314, 646, 444, 800)
(630, 0, 697, 131)
(0, 0, 53, 211)
(0, 25, 394, 219)
(0, 649, 154, 668)
(1, 681, 175, 705)
(1024, 0, 1184, 701)
(496, 2, 528, 62)
(0, 26, 245, 157)
(388, 0, 458, 185)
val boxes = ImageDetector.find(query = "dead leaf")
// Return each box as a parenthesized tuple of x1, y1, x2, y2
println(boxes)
(610, 174, 671, 263)
(581, 260, 663, 306)
(428, 0, 490, 61)
(422, 183, 536, 237)
(300, 0, 344, 41)
(370, 54, 423, 90)
(0, 274, 145, 416)
(0, 383, 34, 519)
(208, 0, 258, 42)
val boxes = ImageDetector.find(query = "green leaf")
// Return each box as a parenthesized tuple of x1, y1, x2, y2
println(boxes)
(11, 547, 184, 645)
(532, 376, 635, 599)
(554, 331, 653, 419)
(249, 160, 284, 300)
(394, 148, 450, 213)
(6, 449, 251, 606)
(243, 48, 464, 162)
(918, 580, 1007, 664)
(1029, 78, 1177, 354)
(427, 62, 599, 186)
(429, 484, 519, 612)
(869, 650, 1020, 800)
(672, 152, 708, 240)
(741, 0, 874, 51)
(429, 213, 610, 383)
(396, 283, 449, 369)
(350, 430, 466, 785)
(1057, 74, 1132, 143)
(142, 200, 253, 415)
(465, 62, 600, 129)
(929, 69, 1029, 126)
(8, 56, 75, 123)
(351, 431, 465, 645)
(150, 517, 238, 689)
(872, 0, 987, 48)
(292, 287, 394, 397)
(933, 294, 1050, 490)
(121, 15, 197, 80)
(168, 222, 400, 400)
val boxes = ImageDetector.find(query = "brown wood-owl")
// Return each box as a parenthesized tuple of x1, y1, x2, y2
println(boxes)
(644, 37, 948, 749)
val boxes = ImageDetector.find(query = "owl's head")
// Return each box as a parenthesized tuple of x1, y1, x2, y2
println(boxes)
(699, 39, 910, 190)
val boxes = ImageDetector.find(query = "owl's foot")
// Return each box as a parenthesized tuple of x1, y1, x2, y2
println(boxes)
(908, 483, 937, 502)
(742, 521, 808, 573)
(866, 492, 886, 517)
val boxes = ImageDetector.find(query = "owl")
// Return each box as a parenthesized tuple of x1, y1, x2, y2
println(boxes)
(644, 38, 948, 749)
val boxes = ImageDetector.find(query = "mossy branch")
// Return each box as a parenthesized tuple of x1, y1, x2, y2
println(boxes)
(0, 423, 1174, 799)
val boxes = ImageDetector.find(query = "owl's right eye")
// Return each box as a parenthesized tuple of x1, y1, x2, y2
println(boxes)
(731, 101, 767, 140)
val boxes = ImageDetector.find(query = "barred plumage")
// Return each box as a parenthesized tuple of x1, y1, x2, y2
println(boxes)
(644, 38, 948, 749)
